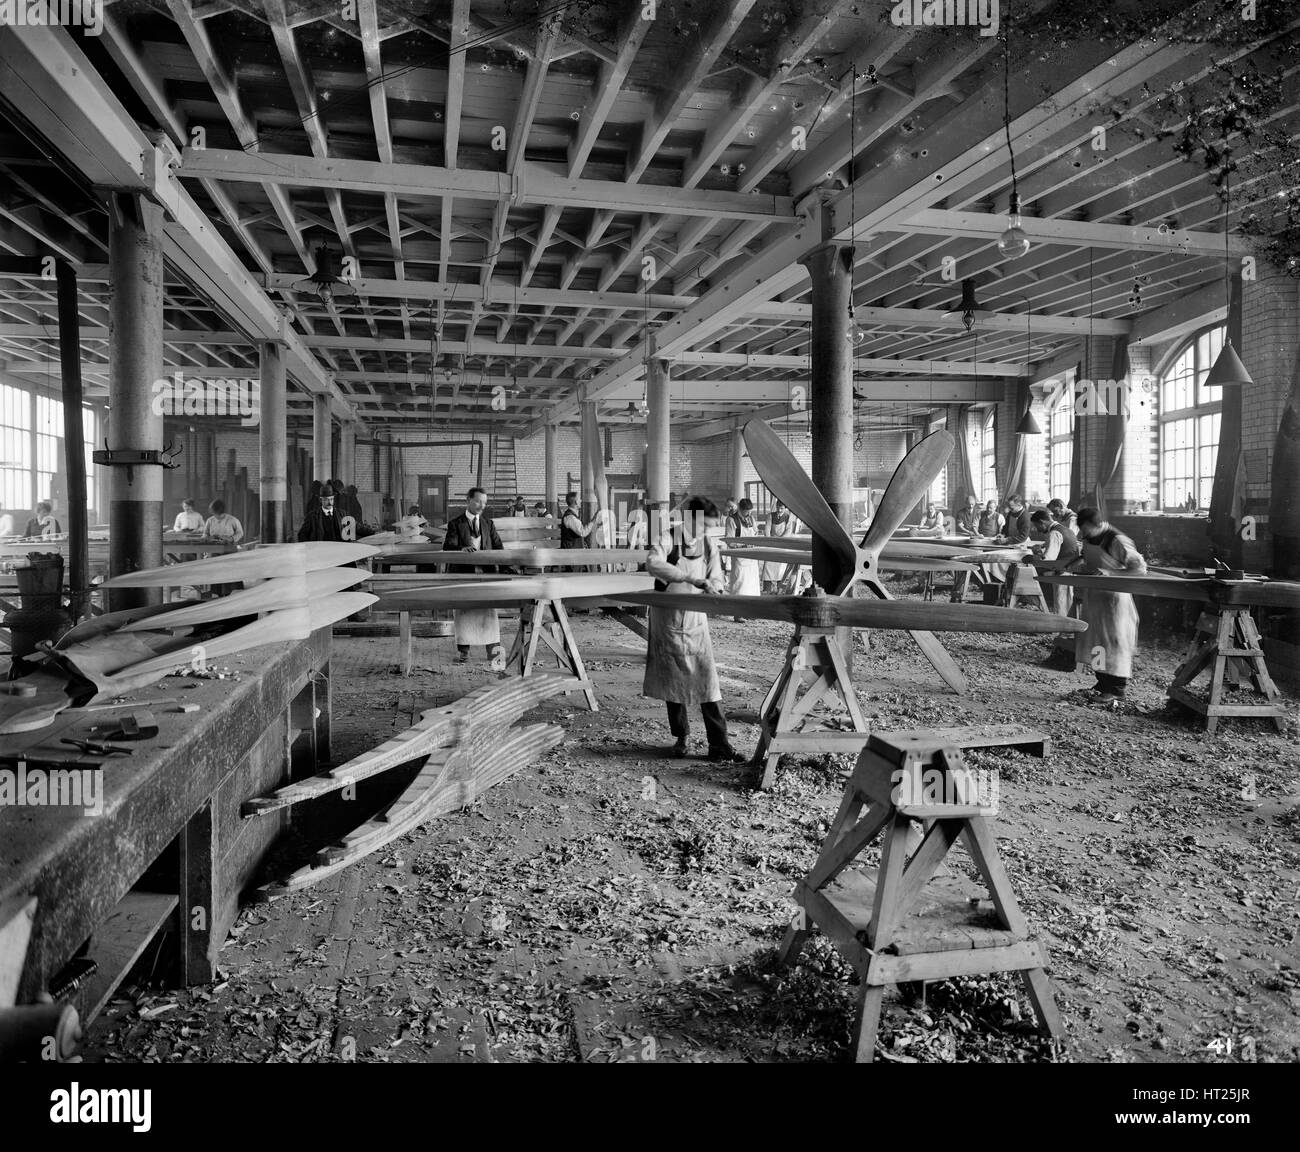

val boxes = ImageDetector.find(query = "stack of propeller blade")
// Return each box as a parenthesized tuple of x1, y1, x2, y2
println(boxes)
(2, 542, 379, 731)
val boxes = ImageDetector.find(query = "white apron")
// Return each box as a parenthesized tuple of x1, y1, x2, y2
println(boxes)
(728, 518, 761, 596)
(1074, 534, 1144, 677)
(643, 538, 721, 705)
(763, 514, 793, 585)
(453, 523, 500, 647)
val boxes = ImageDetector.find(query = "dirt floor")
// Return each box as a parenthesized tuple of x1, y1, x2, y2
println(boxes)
(84, 583, 1300, 1063)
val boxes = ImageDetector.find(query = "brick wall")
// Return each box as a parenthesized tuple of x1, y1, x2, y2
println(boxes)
(1111, 513, 1211, 566)
(1239, 268, 1299, 571)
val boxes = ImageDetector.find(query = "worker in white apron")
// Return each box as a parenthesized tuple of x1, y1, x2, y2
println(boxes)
(1065, 506, 1147, 704)
(442, 487, 506, 670)
(644, 496, 745, 763)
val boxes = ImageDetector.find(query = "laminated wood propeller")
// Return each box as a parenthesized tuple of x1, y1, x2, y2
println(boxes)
(741, 418, 990, 693)
(613, 591, 1083, 635)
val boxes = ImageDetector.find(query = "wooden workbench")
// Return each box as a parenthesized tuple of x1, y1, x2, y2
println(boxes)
(0, 627, 332, 1016)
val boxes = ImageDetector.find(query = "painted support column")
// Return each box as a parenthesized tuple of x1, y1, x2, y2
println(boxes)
(339, 421, 356, 485)
(645, 357, 671, 541)
(580, 390, 596, 519)
(801, 239, 856, 670)
(312, 393, 331, 483)
(544, 421, 557, 513)
(107, 193, 165, 610)
(730, 426, 746, 506)
(55, 259, 88, 619)
(799, 241, 856, 594)
(259, 341, 287, 544)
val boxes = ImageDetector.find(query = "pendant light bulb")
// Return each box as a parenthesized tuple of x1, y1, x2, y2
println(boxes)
(998, 191, 1031, 260)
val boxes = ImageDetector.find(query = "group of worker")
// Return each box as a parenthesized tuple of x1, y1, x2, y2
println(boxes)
(170, 497, 244, 544)
(0, 500, 62, 539)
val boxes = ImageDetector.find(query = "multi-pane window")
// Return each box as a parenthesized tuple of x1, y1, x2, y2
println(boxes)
(1159, 326, 1224, 511)
(1047, 372, 1074, 502)
(979, 408, 997, 503)
(0, 385, 98, 522)
(0, 381, 30, 511)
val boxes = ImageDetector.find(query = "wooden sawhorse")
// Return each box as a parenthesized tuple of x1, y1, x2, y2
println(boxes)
(751, 626, 870, 790)
(779, 726, 1060, 1062)
(1167, 605, 1287, 734)
(506, 597, 599, 712)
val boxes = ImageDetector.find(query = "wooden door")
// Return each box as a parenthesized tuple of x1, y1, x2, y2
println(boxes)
(416, 474, 449, 525)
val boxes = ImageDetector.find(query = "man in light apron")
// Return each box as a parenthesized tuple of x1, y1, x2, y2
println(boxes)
(442, 487, 506, 669)
(1065, 506, 1147, 704)
(644, 496, 745, 763)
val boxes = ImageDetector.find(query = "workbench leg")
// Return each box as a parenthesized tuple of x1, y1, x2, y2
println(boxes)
(399, 611, 412, 677)
(552, 599, 598, 712)
(313, 665, 331, 768)
(777, 917, 810, 967)
(853, 984, 886, 1063)
(176, 799, 217, 985)
(1020, 966, 1063, 1038)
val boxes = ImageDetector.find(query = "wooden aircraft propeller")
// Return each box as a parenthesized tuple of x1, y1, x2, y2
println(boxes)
(612, 591, 1084, 635)
(742, 418, 972, 691)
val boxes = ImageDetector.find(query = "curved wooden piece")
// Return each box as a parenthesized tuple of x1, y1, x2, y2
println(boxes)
(742, 418, 858, 570)
(377, 572, 653, 606)
(242, 673, 574, 815)
(99, 541, 377, 588)
(860, 430, 955, 554)
(612, 591, 1086, 634)
(119, 567, 368, 631)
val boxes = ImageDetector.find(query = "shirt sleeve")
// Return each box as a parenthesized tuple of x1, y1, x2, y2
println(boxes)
(1110, 533, 1147, 574)
(1042, 530, 1062, 562)
(646, 538, 690, 585)
(231, 518, 244, 543)
(704, 540, 725, 592)
(563, 512, 591, 538)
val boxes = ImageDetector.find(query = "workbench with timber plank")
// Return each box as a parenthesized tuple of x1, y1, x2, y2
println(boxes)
(0, 627, 333, 1015)
(1039, 571, 1298, 732)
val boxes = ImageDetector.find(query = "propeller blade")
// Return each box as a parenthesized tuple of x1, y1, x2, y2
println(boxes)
(861, 430, 954, 555)
(377, 573, 653, 606)
(100, 542, 376, 587)
(612, 591, 1085, 634)
(903, 628, 968, 693)
(119, 567, 368, 631)
(742, 419, 857, 571)
(104, 592, 377, 683)
(1036, 572, 1215, 603)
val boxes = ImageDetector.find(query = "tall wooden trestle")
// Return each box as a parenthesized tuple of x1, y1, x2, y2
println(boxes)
(1167, 606, 1286, 734)
(505, 597, 598, 712)
(779, 726, 1061, 1062)
(751, 626, 870, 790)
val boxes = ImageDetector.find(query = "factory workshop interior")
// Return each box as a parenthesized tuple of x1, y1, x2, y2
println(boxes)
(0, 0, 1298, 1112)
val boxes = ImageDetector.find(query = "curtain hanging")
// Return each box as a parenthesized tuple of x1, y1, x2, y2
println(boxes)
(1093, 336, 1131, 520)
(948, 404, 979, 507)
(1208, 275, 1244, 565)
(1002, 379, 1032, 500)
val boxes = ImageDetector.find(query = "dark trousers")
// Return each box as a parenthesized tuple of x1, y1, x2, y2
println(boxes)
(458, 643, 503, 656)
(667, 701, 729, 750)
(1095, 671, 1128, 696)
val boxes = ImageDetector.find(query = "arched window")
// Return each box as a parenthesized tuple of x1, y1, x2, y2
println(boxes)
(1047, 368, 1077, 502)
(979, 407, 997, 502)
(1158, 325, 1224, 511)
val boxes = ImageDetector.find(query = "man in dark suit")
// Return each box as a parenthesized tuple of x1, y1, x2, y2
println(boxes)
(443, 487, 506, 667)
(298, 485, 344, 542)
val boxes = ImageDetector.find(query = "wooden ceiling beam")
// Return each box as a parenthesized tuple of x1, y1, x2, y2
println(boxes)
(533, 27, 1240, 432)
(177, 148, 795, 221)
(522, 3, 652, 288)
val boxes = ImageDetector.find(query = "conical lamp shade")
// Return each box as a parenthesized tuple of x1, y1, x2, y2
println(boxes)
(1204, 340, 1252, 388)
(1016, 408, 1043, 435)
